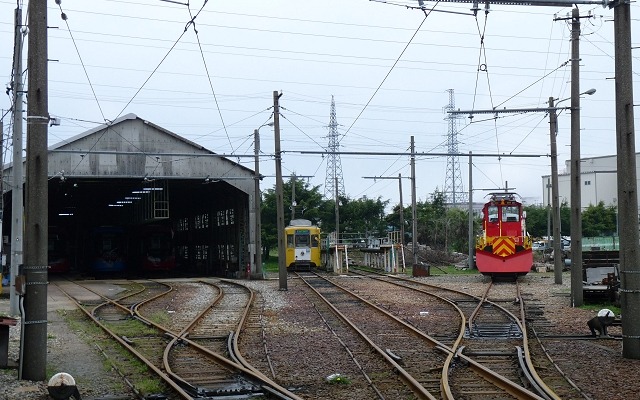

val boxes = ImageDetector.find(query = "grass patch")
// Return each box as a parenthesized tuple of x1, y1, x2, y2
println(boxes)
(136, 377, 166, 396)
(103, 318, 158, 337)
(58, 309, 167, 396)
(580, 302, 621, 315)
(146, 310, 171, 326)
(263, 257, 279, 273)
(326, 373, 351, 385)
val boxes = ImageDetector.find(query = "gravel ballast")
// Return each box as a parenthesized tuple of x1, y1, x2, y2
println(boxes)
(0, 271, 638, 400)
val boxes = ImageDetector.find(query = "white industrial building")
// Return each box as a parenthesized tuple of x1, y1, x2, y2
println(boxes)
(541, 153, 638, 210)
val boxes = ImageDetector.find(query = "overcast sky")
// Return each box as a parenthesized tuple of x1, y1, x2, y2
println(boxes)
(1, 0, 638, 211)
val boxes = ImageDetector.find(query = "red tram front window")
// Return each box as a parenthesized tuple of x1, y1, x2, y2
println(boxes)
(502, 206, 520, 222)
(487, 206, 498, 223)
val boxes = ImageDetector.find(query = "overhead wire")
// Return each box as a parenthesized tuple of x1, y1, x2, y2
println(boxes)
(536, 14, 557, 104)
(5, 1, 616, 201)
(49, 0, 249, 181)
(473, 161, 501, 189)
(339, 1, 440, 145)
(186, 1, 235, 157)
(278, 111, 327, 151)
(51, 0, 178, 178)
(54, 0, 106, 122)
(494, 60, 570, 109)
(471, 8, 503, 184)
(509, 113, 548, 154)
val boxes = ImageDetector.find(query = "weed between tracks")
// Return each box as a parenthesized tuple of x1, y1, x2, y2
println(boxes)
(146, 310, 171, 326)
(60, 309, 168, 397)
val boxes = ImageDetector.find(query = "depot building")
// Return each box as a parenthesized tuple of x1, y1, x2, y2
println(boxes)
(2, 114, 259, 278)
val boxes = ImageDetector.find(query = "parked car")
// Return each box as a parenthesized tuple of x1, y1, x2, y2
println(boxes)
(533, 241, 547, 251)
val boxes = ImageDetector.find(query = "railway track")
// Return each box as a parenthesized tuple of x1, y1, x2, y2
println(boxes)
(295, 271, 441, 399)
(54, 279, 301, 399)
(50, 274, 597, 399)
(332, 270, 561, 399)
(347, 269, 598, 399)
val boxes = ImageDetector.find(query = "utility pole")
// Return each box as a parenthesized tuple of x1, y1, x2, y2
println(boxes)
(549, 97, 563, 284)
(427, 0, 640, 356)
(468, 152, 474, 270)
(612, 0, 640, 359)
(569, 7, 583, 307)
(290, 174, 296, 221)
(273, 91, 286, 291)
(10, 5, 24, 317)
(334, 176, 340, 246)
(22, 0, 49, 381)
(398, 173, 404, 246)
(410, 136, 417, 269)
(0, 119, 3, 283)
(253, 128, 262, 277)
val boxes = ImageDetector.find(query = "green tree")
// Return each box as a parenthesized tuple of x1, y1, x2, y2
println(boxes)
(523, 201, 571, 238)
(415, 190, 445, 247)
(319, 195, 389, 240)
(582, 201, 617, 237)
(523, 205, 548, 238)
(413, 190, 480, 253)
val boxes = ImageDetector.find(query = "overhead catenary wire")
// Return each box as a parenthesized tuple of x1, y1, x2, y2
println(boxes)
(278, 109, 328, 150)
(186, 1, 235, 156)
(45, 0, 203, 178)
(48, 0, 253, 180)
(1, 1, 624, 205)
(339, 1, 440, 144)
(470, 8, 504, 184)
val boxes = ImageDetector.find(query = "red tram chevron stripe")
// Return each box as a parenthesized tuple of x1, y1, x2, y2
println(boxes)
(493, 237, 515, 257)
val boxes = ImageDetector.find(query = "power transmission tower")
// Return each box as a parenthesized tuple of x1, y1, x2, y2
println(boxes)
(324, 96, 345, 199)
(443, 89, 466, 206)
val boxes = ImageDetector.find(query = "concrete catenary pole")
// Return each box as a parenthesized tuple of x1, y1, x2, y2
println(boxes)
(410, 136, 417, 268)
(10, 6, 24, 317)
(398, 173, 404, 246)
(254, 128, 262, 277)
(546, 178, 551, 244)
(335, 176, 340, 254)
(549, 97, 563, 284)
(273, 91, 287, 291)
(569, 7, 583, 307)
(468, 152, 474, 270)
(22, 0, 49, 381)
(291, 174, 296, 221)
(613, 0, 640, 359)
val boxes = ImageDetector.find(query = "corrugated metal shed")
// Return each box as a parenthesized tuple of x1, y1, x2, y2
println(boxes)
(3, 114, 258, 278)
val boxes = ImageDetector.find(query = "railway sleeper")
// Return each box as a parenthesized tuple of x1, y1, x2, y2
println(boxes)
(466, 322, 522, 339)
(462, 349, 517, 357)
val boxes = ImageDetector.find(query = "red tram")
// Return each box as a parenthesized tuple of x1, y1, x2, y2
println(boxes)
(48, 226, 71, 273)
(475, 193, 533, 276)
(135, 224, 176, 272)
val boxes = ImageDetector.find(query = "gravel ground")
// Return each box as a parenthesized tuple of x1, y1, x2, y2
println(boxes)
(1, 270, 639, 400)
